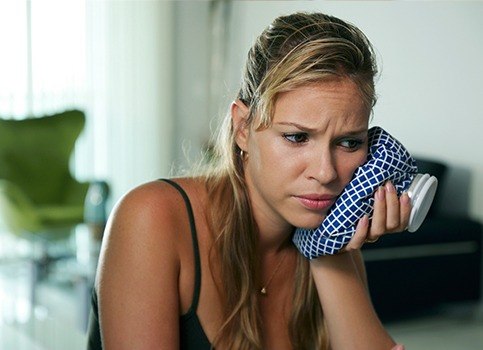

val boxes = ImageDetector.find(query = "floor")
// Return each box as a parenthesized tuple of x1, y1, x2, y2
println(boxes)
(1, 235, 482, 349)
(0, 263, 86, 350)
(386, 304, 483, 349)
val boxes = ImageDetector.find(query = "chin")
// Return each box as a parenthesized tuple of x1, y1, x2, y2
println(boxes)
(290, 214, 326, 230)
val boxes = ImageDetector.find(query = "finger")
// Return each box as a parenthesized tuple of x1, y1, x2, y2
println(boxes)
(344, 215, 369, 251)
(384, 181, 401, 231)
(399, 192, 411, 231)
(369, 186, 386, 238)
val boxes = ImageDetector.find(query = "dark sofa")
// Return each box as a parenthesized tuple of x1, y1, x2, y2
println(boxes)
(362, 158, 482, 322)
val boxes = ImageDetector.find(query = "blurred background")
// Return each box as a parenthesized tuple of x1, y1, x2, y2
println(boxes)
(0, 1, 482, 349)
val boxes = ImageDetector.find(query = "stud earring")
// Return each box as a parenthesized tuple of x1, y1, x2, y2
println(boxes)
(240, 150, 248, 160)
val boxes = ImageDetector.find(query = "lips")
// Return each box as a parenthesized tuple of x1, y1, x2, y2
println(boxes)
(295, 194, 337, 211)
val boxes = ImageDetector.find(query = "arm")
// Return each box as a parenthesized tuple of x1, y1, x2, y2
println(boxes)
(351, 249, 369, 291)
(310, 251, 394, 350)
(311, 182, 410, 350)
(95, 182, 181, 349)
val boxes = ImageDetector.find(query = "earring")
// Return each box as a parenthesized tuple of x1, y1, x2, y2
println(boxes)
(240, 149, 248, 160)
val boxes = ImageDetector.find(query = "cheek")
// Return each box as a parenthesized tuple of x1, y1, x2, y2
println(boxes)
(247, 137, 279, 181)
(250, 135, 291, 170)
(338, 151, 368, 183)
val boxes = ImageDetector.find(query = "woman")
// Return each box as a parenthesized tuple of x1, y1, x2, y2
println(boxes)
(87, 12, 409, 349)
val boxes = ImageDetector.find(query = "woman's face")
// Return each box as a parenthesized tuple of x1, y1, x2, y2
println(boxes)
(238, 78, 370, 232)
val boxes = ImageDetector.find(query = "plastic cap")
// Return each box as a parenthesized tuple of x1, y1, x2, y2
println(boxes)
(407, 173, 438, 232)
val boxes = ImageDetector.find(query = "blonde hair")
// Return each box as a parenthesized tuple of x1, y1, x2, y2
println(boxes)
(202, 12, 377, 349)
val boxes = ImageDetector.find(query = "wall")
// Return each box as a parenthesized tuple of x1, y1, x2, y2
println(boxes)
(171, 1, 234, 172)
(171, 2, 212, 171)
(221, 1, 483, 222)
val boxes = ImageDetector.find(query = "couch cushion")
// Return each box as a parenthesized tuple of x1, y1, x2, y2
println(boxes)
(37, 205, 85, 227)
(0, 110, 85, 205)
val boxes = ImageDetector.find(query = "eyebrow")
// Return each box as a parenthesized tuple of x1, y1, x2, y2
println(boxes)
(275, 122, 317, 132)
(275, 122, 367, 135)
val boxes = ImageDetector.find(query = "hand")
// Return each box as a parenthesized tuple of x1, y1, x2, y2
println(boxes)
(343, 181, 411, 251)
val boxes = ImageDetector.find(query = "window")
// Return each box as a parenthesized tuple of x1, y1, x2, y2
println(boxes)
(0, 0, 86, 118)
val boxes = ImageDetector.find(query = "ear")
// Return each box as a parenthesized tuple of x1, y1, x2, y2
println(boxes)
(231, 99, 250, 152)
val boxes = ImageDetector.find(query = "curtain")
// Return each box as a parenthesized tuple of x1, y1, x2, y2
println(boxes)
(0, 0, 175, 207)
(0, 0, 86, 118)
(82, 1, 174, 205)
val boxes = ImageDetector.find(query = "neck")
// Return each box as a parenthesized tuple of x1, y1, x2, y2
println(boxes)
(249, 200, 294, 255)
(257, 228, 294, 256)
(251, 205, 293, 251)
(243, 173, 294, 254)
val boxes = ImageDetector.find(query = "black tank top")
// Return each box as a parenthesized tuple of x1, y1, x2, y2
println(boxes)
(86, 179, 212, 349)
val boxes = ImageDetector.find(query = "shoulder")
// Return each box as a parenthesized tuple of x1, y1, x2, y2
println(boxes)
(111, 179, 187, 220)
(107, 178, 202, 236)
(98, 178, 205, 277)
(96, 178, 206, 347)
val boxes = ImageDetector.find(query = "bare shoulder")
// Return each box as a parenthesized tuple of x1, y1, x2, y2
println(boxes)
(109, 179, 188, 226)
(96, 178, 205, 348)
(99, 178, 200, 265)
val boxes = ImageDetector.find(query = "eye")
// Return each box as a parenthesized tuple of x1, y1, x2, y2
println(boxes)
(283, 132, 309, 144)
(339, 138, 364, 151)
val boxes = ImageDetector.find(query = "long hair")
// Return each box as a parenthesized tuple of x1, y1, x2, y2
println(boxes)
(201, 12, 378, 349)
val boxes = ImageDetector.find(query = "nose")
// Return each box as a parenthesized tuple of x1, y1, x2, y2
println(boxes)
(306, 150, 338, 185)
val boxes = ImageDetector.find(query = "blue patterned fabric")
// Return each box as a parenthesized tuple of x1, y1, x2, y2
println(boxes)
(293, 126, 418, 259)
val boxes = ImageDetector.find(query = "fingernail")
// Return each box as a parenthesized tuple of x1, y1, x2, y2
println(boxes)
(401, 192, 410, 205)
(376, 186, 385, 200)
(359, 214, 369, 227)
(385, 181, 395, 193)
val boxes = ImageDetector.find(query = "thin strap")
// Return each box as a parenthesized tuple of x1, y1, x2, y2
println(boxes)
(161, 179, 202, 312)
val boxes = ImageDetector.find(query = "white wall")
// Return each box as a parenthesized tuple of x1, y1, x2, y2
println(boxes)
(222, 1, 483, 222)
(172, 2, 212, 170)
(172, 1, 234, 172)
(91, 1, 483, 220)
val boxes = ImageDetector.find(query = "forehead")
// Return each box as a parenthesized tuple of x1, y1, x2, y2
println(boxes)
(272, 79, 369, 129)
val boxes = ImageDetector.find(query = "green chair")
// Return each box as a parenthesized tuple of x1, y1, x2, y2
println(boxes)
(0, 110, 91, 239)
